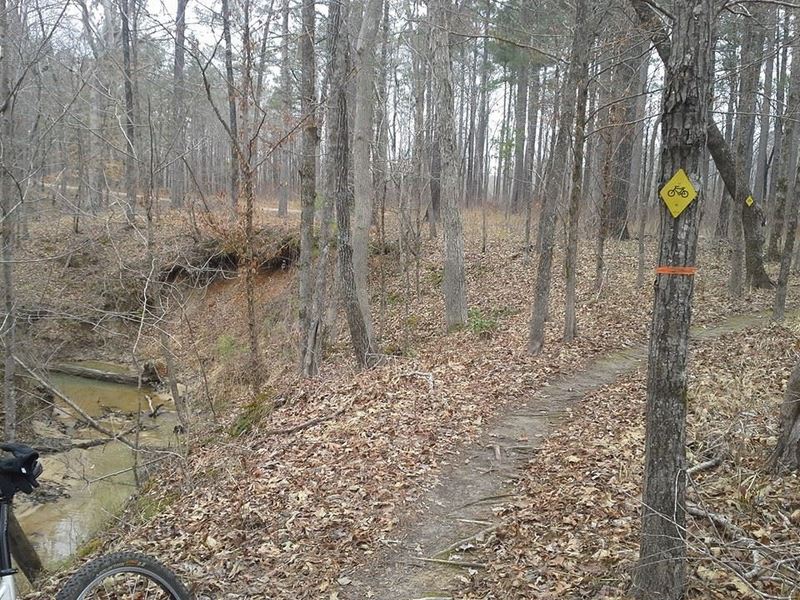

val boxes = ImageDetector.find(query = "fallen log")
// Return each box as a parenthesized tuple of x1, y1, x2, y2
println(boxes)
(48, 362, 161, 385)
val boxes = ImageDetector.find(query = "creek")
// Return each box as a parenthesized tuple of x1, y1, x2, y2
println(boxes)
(16, 362, 178, 567)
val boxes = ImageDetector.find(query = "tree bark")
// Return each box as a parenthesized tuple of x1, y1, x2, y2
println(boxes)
(431, 0, 468, 330)
(120, 0, 137, 224)
(352, 0, 382, 342)
(221, 0, 239, 216)
(715, 46, 737, 240)
(331, 0, 376, 367)
(563, 17, 592, 342)
(634, 1, 713, 598)
(0, 0, 15, 442)
(768, 15, 800, 262)
(510, 62, 528, 213)
(772, 358, 800, 471)
(523, 66, 541, 260)
(171, 0, 188, 209)
(298, 0, 317, 371)
(753, 8, 775, 201)
(278, 0, 290, 218)
(528, 0, 589, 354)
(730, 14, 765, 295)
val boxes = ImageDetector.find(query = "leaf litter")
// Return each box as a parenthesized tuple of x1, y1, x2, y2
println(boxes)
(19, 218, 800, 599)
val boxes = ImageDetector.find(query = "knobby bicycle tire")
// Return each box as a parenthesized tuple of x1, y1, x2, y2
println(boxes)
(54, 551, 193, 600)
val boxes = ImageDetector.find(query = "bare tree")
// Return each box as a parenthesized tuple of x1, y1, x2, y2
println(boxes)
(352, 0, 383, 344)
(298, 0, 318, 372)
(564, 10, 593, 343)
(431, 0, 467, 330)
(528, 0, 590, 354)
(331, 0, 376, 367)
(634, 1, 713, 597)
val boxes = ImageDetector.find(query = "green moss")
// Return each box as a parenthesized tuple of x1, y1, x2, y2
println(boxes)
(215, 334, 243, 361)
(467, 306, 518, 338)
(229, 391, 274, 438)
(75, 537, 104, 560)
(132, 489, 181, 524)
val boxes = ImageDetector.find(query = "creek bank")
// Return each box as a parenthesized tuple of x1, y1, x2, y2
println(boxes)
(17, 363, 180, 568)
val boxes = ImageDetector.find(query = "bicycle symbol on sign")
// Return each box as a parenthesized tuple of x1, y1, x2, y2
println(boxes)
(667, 185, 690, 199)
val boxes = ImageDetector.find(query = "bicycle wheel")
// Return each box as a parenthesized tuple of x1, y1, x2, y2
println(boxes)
(55, 551, 193, 600)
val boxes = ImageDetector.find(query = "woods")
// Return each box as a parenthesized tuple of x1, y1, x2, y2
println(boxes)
(1, 0, 800, 598)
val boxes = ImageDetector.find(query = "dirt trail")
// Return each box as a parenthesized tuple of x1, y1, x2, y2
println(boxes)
(341, 311, 775, 600)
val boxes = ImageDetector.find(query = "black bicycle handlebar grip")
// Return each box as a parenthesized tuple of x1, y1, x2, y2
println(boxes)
(0, 443, 42, 497)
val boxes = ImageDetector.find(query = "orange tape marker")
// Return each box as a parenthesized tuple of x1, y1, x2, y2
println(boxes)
(656, 266, 698, 276)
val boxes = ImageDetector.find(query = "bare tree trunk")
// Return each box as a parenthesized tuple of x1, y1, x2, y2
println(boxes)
(771, 358, 800, 471)
(278, 0, 290, 218)
(730, 14, 765, 295)
(767, 13, 789, 213)
(528, 0, 589, 354)
(171, 0, 188, 208)
(473, 0, 490, 211)
(352, 0, 382, 343)
(754, 8, 775, 202)
(120, 0, 137, 223)
(633, 1, 713, 598)
(773, 148, 800, 320)
(331, 0, 376, 367)
(509, 62, 528, 213)
(431, 0, 467, 330)
(563, 22, 592, 342)
(523, 66, 540, 260)
(298, 0, 317, 370)
(222, 0, 239, 216)
(715, 50, 737, 240)
(768, 16, 800, 261)
(0, 0, 15, 441)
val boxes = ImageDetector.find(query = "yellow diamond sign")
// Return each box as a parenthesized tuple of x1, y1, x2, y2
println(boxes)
(746, 195, 754, 207)
(659, 169, 698, 218)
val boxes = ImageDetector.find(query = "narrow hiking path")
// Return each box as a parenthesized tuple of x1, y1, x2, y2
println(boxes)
(341, 310, 779, 600)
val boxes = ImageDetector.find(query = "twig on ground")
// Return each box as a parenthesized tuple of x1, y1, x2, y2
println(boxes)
(687, 454, 724, 476)
(411, 557, 487, 569)
(432, 524, 498, 559)
(264, 403, 349, 436)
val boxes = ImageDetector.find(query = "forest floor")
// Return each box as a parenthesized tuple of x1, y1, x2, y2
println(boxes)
(13, 206, 800, 599)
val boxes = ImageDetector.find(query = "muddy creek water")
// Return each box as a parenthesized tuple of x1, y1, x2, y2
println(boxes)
(16, 365, 178, 567)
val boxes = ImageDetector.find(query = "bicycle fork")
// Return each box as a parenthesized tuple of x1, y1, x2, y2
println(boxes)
(0, 503, 17, 600)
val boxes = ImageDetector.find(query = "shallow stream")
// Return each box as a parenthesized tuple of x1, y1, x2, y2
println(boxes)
(16, 363, 178, 567)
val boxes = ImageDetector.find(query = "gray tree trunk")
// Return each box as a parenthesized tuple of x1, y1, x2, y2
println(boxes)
(563, 14, 592, 342)
(431, 0, 467, 330)
(768, 21, 800, 262)
(771, 358, 800, 471)
(0, 0, 15, 441)
(120, 0, 137, 224)
(730, 14, 765, 295)
(509, 62, 528, 213)
(298, 0, 318, 372)
(331, 0, 376, 367)
(633, 1, 713, 598)
(278, 0, 290, 218)
(351, 0, 383, 343)
(171, 0, 188, 208)
(528, 0, 589, 354)
(753, 8, 775, 201)
(221, 0, 239, 216)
